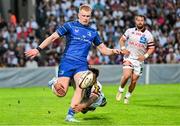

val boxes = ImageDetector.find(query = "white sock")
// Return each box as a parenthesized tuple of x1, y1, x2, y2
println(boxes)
(125, 92, 131, 98)
(118, 87, 124, 93)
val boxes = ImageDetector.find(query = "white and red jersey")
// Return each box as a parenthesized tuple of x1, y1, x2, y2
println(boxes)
(82, 81, 105, 108)
(123, 27, 155, 60)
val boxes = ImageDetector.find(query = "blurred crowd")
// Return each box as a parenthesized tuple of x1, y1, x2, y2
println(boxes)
(0, 0, 180, 67)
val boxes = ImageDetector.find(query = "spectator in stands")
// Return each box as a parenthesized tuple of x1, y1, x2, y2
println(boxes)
(166, 48, 177, 64)
(0, 15, 7, 30)
(0, 37, 7, 67)
(25, 58, 38, 68)
(8, 10, 17, 26)
(0, 0, 179, 67)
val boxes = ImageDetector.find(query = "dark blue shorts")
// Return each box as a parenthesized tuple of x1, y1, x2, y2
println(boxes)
(58, 58, 88, 78)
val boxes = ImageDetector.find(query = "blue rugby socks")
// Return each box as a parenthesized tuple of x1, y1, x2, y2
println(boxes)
(67, 107, 75, 117)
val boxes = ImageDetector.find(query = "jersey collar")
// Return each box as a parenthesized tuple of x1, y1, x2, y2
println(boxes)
(135, 27, 146, 33)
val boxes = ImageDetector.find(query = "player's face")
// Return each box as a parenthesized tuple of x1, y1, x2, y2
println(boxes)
(135, 16, 145, 30)
(78, 10, 91, 25)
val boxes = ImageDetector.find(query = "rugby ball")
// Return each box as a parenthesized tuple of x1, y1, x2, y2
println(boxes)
(79, 71, 94, 89)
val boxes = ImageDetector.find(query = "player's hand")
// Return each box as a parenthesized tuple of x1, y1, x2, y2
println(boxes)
(137, 55, 146, 62)
(73, 103, 87, 113)
(112, 49, 121, 55)
(121, 49, 130, 56)
(25, 49, 39, 59)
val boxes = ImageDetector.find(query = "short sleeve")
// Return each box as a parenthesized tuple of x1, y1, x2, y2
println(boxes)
(148, 33, 154, 43)
(93, 31, 102, 46)
(123, 29, 130, 40)
(56, 22, 71, 37)
(147, 33, 155, 48)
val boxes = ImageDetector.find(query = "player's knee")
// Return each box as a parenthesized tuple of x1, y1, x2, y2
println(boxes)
(131, 79, 137, 85)
(52, 83, 66, 97)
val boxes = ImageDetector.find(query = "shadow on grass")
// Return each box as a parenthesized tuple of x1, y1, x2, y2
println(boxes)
(83, 115, 108, 120)
(81, 113, 113, 124)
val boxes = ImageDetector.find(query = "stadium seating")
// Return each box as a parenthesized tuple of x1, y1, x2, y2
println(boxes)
(0, 0, 179, 67)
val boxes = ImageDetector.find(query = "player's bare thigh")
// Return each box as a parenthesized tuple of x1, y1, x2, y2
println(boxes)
(123, 60, 133, 78)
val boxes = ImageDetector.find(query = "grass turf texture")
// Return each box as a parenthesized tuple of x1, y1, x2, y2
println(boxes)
(0, 84, 180, 125)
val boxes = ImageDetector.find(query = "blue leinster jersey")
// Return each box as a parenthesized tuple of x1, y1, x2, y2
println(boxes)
(56, 21, 102, 62)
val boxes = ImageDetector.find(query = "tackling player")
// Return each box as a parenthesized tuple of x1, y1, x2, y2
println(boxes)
(25, 4, 120, 122)
(116, 15, 155, 104)
(73, 67, 107, 114)
(48, 67, 107, 122)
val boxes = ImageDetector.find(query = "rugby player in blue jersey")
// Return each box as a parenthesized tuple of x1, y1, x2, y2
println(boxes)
(25, 4, 121, 122)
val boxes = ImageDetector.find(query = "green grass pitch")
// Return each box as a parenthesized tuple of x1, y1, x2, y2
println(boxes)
(0, 84, 180, 125)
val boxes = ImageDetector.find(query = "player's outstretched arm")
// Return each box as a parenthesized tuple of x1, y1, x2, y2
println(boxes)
(25, 32, 59, 59)
(97, 43, 121, 56)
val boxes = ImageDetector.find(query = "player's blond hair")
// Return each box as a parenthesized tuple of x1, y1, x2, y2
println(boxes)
(79, 4, 92, 13)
